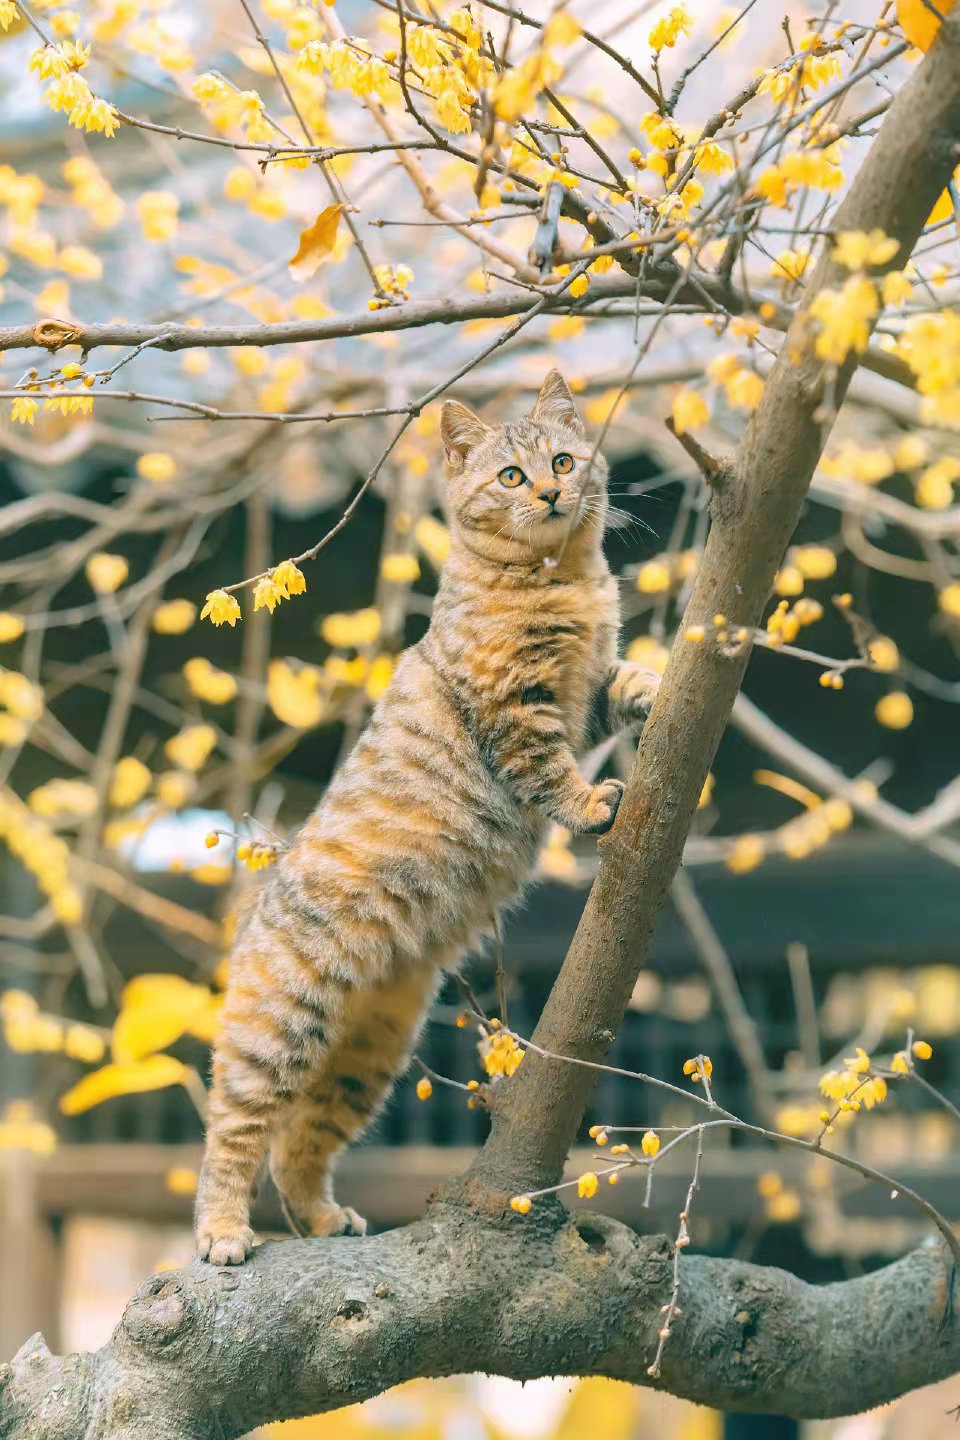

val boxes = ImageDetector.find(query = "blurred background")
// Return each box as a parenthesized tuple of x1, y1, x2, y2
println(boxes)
(2, 0, 960, 1436)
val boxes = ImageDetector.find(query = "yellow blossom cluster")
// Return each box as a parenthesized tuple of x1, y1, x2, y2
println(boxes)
(765, 596, 824, 645)
(895, 311, 960, 426)
(253, 559, 308, 615)
(649, 5, 693, 52)
(183, 657, 238, 706)
(818, 1047, 888, 1127)
(705, 354, 765, 413)
(482, 1027, 524, 1078)
(0, 669, 43, 747)
(756, 42, 842, 107)
(635, 549, 699, 595)
(2, 990, 105, 1063)
(0, 1100, 57, 1157)
(0, 790, 83, 925)
(236, 840, 278, 872)
(370, 263, 414, 309)
(192, 73, 272, 141)
(683, 1055, 713, 1083)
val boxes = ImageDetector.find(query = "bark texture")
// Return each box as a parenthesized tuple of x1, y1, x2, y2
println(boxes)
(3, 19, 960, 1440)
(1, 1206, 957, 1439)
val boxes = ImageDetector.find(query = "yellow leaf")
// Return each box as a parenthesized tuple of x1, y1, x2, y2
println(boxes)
(898, 0, 956, 50)
(288, 203, 344, 283)
(112, 974, 214, 1062)
(60, 1055, 190, 1115)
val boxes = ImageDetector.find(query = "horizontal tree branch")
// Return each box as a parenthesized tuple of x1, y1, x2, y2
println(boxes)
(0, 275, 918, 392)
(1, 1204, 957, 1439)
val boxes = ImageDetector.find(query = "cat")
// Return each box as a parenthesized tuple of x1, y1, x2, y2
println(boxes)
(194, 370, 660, 1264)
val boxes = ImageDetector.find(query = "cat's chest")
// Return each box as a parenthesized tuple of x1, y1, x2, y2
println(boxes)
(524, 579, 615, 733)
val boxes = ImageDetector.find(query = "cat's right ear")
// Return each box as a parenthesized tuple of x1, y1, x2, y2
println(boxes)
(440, 400, 490, 469)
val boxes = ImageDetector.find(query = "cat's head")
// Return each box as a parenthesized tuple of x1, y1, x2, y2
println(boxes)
(439, 370, 606, 561)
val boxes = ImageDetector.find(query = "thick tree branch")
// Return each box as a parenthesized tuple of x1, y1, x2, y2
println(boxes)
(473, 13, 960, 1199)
(2, 1207, 958, 1439)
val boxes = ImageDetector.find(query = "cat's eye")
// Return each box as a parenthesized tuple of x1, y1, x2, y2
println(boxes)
(498, 465, 527, 488)
(552, 453, 574, 475)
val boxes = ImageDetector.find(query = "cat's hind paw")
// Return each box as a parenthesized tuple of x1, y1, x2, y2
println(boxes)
(311, 1203, 368, 1238)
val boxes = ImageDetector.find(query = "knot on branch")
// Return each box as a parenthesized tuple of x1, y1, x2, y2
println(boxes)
(33, 318, 81, 351)
(121, 1273, 193, 1350)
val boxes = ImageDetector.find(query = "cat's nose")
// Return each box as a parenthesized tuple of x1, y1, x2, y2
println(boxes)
(538, 487, 561, 507)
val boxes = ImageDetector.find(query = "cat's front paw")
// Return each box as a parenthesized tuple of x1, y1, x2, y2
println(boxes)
(609, 663, 661, 726)
(196, 1224, 255, 1266)
(569, 778, 624, 835)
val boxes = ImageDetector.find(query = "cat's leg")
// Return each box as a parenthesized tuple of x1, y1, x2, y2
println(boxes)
(269, 962, 439, 1238)
(600, 661, 661, 733)
(478, 693, 624, 834)
(195, 932, 337, 1264)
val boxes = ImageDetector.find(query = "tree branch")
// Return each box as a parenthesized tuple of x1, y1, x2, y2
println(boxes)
(1, 1207, 957, 1438)
(472, 11, 960, 1200)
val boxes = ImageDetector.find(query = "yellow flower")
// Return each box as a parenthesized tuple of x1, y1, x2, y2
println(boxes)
(890, 1051, 910, 1074)
(136, 190, 178, 241)
(641, 1130, 660, 1158)
(771, 249, 809, 283)
(0, 613, 25, 643)
(85, 552, 129, 594)
(725, 369, 764, 413)
(833, 230, 899, 272)
(272, 559, 306, 597)
(109, 756, 152, 809)
(137, 452, 177, 483)
(867, 636, 899, 672)
(164, 723, 217, 772)
(577, 1171, 599, 1199)
(875, 691, 913, 730)
(636, 560, 672, 594)
(236, 842, 277, 872)
(153, 599, 196, 634)
(482, 1030, 524, 1078)
(671, 387, 709, 435)
(155, 770, 195, 809)
(882, 270, 913, 307)
(321, 608, 381, 649)
(267, 659, 324, 728)
(693, 141, 733, 176)
(938, 583, 960, 618)
(682, 1055, 713, 1082)
(11, 397, 38, 425)
(200, 589, 241, 627)
(253, 576, 284, 614)
(649, 4, 693, 51)
(165, 1166, 199, 1196)
(510, 1194, 532, 1214)
(28, 778, 98, 819)
(912, 1039, 933, 1060)
(810, 276, 878, 365)
(183, 657, 237, 706)
(726, 834, 764, 873)
(416, 1077, 433, 1101)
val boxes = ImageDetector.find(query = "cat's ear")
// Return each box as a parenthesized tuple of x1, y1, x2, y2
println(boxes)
(532, 369, 585, 437)
(440, 400, 491, 469)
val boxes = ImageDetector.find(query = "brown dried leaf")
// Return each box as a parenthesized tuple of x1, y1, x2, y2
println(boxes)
(288, 204, 344, 283)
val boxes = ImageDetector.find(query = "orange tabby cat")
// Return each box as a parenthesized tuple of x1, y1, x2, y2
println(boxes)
(195, 371, 659, 1263)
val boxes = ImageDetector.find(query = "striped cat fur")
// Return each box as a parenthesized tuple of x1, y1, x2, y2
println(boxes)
(195, 371, 660, 1263)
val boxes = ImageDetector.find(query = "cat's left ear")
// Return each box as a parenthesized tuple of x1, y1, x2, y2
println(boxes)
(532, 369, 585, 438)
